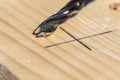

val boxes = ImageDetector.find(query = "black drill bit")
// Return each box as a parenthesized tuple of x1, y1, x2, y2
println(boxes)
(33, 0, 93, 37)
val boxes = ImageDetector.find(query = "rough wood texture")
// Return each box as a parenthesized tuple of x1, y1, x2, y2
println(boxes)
(0, 0, 120, 80)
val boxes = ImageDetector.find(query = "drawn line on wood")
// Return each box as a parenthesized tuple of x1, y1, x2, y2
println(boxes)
(59, 27, 92, 50)
(45, 29, 116, 48)
(45, 27, 92, 50)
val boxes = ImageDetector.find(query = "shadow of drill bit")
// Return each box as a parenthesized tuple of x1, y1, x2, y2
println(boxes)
(0, 64, 19, 80)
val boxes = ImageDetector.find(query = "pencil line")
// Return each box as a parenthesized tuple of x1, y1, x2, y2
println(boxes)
(59, 27, 92, 50)
(45, 29, 116, 48)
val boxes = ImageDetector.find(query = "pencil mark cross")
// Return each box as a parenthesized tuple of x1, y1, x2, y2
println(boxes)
(60, 27, 92, 50)
(45, 29, 116, 51)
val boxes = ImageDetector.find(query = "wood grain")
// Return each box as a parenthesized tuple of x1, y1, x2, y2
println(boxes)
(0, 0, 120, 80)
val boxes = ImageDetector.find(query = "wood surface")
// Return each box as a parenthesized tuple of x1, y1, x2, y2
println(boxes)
(0, 0, 120, 80)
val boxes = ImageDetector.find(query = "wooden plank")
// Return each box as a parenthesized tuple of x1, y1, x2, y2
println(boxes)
(0, 0, 120, 80)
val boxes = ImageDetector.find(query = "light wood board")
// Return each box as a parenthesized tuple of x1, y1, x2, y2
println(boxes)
(0, 0, 120, 80)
